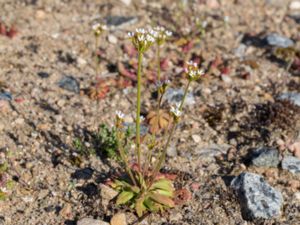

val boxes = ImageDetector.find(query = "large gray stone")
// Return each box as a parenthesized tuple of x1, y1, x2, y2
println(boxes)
(251, 147, 280, 168)
(231, 172, 283, 220)
(281, 156, 300, 174)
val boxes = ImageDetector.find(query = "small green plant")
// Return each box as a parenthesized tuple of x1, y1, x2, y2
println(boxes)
(0, 162, 14, 200)
(94, 124, 132, 159)
(107, 27, 205, 217)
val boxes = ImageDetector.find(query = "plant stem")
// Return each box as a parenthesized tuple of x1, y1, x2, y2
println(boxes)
(151, 80, 191, 180)
(136, 51, 143, 172)
(157, 44, 161, 82)
(179, 80, 191, 110)
(95, 36, 99, 76)
(116, 129, 137, 186)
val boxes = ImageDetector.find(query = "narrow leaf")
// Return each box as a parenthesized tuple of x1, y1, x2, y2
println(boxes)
(135, 196, 146, 217)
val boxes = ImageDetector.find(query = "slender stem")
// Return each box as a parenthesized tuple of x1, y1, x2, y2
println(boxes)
(151, 80, 191, 181)
(95, 36, 99, 76)
(157, 44, 161, 82)
(136, 51, 143, 172)
(116, 129, 137, 186)
(179, 80, 191, 111)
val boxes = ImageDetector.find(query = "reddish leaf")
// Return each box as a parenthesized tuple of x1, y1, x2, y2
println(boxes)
(7, 26, 17, 38)
(117, 62, 137, 81)
(174, 188, 192, 205)
(182, 40, 194, 53)
(160, 57, 170, 71)
(123, 43, 137, 57)
(0, 23, 6, 35)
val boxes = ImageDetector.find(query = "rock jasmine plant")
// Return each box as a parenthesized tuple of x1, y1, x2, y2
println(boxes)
(110, 27, 205, 217)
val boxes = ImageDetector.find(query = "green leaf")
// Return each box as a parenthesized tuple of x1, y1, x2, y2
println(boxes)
(150, 179, 173, 192)
(116, 191, 134, 205)
(135, 196, 146, 217)
(144, 197, 159, 212)
(153, 188, 173, 197)
(149, 193, 175, 208)
(0, 191, 6, 201)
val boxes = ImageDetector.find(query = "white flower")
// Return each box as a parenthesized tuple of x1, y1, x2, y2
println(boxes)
(140, 116, 145, 122)
(116, 110, 125, 119)
(170, 103, 182, 117)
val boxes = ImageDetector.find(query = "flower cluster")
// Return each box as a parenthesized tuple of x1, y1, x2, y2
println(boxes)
(156, 79, 170, 95)
(128, 28, 155, 53)
(92, 23, 107, 37)
(149, 26, 172, 45)
(184, 61, 205, 81)
(170, 103, 182, 122)
(116, 110, 125, 119)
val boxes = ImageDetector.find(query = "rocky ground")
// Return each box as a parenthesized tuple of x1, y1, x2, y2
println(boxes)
(0, 0, 300, 224)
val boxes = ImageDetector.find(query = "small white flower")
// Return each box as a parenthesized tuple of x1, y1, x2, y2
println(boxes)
(202, 21, 208, 28)
(170, 103, 182, 117)
(116, 110, 125, 119)
(140, 116, 145, 122)
(165, 30, 172, 36)
(128, 32, 134, 37)
(155, 80, 163, 88)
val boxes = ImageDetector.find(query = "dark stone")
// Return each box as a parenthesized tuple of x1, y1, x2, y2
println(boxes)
(104, 16, 138, 27)
(71, 168, 94, 180)
(37, 71, 50, 78)
(0, 92, 12, 101)
(58, 76, 80, 94)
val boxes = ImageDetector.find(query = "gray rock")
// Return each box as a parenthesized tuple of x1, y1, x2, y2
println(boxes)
(265, 33, 294, 48)
(167, 143, 177, 157)
(251, 147, 280, 168)
(0, 92, 12, 101)
(104, 16, 138, 28)
(281, 156, 300, 174)
(123, 122, 148, 136)
(58, 76, 80, 93)
(195, 144, 230, 162)
(279, 92, 300, 106)
(233, 44, 247, 58)
(164, 88, 195, 106)
(231, 172, 283, 220)
(77, 218, 109, 225)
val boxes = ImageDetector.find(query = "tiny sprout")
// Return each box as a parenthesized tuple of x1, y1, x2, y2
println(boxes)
(92, 23, 107, 37)
(185, 61, 205, 81)
(128, 28, 155, 53)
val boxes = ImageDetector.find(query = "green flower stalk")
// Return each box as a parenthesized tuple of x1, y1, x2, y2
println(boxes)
(92, 23, 107, 76)
(128, 28, 155, 171)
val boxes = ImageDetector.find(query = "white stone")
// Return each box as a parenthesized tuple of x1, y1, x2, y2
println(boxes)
(290, 1, 300, 10)
(120, 0, 131, 6)
(108, 35, 118, 44)
(192, 134, 201, 143)
(77, 218, 109, 225)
